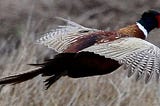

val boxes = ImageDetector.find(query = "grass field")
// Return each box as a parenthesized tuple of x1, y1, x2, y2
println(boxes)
(0, 0, 160, 106)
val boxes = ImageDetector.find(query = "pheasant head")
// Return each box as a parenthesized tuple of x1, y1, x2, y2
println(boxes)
(137, 10, 160, 37)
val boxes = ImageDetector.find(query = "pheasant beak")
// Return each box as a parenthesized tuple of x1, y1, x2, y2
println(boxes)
(156, 14, 160, 28)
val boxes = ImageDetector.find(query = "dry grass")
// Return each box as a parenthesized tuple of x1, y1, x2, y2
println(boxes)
(0, 0, 160, 106)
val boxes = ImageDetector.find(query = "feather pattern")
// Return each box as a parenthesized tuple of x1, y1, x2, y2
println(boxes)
(37, 17, 98, 53)
(82, 37, 160, 83)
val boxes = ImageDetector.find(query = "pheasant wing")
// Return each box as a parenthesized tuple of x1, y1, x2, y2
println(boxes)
(37, 17, 98, 53)
(82, 37, 160, 83)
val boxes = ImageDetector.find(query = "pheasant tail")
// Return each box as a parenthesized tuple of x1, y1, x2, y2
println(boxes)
(0, 68, 43, 85)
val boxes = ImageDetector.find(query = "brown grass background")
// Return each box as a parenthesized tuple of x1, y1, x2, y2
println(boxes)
(0, 0, 160, 106)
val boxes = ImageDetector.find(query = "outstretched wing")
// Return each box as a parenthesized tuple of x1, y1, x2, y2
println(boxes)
(37, 17, 99, 53)
(82, 37, 160, 83)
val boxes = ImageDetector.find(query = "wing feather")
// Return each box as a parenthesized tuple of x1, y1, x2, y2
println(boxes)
(82, 37, 160, 83)
(37, 17, 98, 53)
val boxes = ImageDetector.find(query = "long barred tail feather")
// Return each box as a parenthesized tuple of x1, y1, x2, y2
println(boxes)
(0, 67, 64, 89)
(0, 67, 43, 85)
(0, 53, 75, 89)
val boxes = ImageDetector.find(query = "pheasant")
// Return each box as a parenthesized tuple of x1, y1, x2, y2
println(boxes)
(0, 10, 160, 89)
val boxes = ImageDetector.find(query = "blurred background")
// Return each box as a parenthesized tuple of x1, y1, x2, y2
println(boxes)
(0, 0, 160, 106)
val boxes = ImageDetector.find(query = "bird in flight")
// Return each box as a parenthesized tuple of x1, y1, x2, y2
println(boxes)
(0, 10, 160, 89)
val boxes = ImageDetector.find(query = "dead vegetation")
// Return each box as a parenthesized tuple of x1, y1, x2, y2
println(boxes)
(0, 0, 160, 106)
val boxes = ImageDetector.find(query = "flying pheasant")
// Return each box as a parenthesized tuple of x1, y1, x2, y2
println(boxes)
(0, 10, 160, 89)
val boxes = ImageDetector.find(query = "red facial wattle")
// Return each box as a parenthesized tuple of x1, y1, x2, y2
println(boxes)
(156, 15, 160, 28)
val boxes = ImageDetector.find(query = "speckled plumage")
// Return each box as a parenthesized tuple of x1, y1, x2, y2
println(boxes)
(118, 24, 145, 39)
(0, 10, 160, 89)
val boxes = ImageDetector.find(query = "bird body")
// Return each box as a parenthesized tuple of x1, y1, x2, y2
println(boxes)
(63, 24, 145, 53)
(0, 10, 160, 89)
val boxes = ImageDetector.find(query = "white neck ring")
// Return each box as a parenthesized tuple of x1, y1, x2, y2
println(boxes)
(136, 22, 148, 38)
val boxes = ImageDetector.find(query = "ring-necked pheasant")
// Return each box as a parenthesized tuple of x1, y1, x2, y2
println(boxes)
(0, 10, 160, 89)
